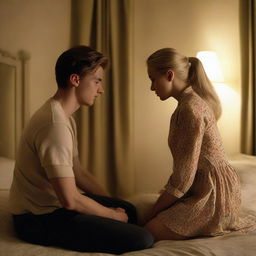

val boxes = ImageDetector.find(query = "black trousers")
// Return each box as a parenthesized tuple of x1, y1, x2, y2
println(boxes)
(13, 193, 154, 254)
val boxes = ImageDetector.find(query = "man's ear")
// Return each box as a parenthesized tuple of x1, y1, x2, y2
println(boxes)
(69, 74, 80, 87)
(166, 70, 174, 82)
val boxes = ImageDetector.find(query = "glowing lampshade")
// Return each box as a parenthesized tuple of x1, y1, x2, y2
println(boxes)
(196, 51, 224, 83)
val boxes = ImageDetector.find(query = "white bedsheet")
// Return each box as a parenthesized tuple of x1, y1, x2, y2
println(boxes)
(0, 154, 256, 256)
(0, 156, 14, 189)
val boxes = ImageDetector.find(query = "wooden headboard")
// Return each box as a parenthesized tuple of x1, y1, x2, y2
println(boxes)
(0, 50, 29, 159)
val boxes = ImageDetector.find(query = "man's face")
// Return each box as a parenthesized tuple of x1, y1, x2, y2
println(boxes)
(75, 66, 104, 106)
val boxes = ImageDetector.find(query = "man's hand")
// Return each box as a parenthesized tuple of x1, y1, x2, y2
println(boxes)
(50, 177, 123, 220)
(110, 207, 128, 222)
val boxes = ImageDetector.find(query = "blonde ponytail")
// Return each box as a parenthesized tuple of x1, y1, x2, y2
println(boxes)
(188, 57, 222, 120)
(147, 48, 222, 120)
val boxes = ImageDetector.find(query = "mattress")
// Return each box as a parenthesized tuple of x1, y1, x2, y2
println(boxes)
(1, 154, 256, 256)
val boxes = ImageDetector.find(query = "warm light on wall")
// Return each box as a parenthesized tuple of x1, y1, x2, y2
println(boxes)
(196, 51, 224, 83)
(196, 50, 238, 101)
(196, 50, 241, 154)
(196, 50, 228, 98)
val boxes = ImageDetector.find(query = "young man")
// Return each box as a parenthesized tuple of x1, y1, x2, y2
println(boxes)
(9, 46, 153, 254)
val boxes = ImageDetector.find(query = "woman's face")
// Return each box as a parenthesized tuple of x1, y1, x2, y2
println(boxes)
(147, 67, 173, 101)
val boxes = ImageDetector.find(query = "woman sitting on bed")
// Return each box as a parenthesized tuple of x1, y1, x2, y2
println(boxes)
(143, 47, 256, 241)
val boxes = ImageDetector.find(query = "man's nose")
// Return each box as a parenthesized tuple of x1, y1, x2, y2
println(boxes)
(98, 85, 104, 94)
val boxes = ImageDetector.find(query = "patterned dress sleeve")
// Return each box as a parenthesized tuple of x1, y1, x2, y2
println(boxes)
(165, 104, 206, 198)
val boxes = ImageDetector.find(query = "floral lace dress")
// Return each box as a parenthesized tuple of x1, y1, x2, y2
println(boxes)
(156, 86, 256, 237)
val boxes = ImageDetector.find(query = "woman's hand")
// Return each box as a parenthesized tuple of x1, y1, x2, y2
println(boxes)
(142, 190, 178, 226)
(141, 207, 156, 226)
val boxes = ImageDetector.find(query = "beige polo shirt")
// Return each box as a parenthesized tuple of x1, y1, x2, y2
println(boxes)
(9, 98, 78, 215)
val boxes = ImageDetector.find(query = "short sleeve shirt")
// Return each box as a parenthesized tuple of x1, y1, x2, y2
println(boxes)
(8, 98, 78, 214)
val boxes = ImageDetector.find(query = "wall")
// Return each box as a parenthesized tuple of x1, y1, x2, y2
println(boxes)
(0, 0, 71, 119)
(133, 0, 241, 194)
(0, 0, 242, 196)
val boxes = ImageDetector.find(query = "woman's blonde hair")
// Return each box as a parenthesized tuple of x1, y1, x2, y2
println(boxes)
(147, 48, 222, 120)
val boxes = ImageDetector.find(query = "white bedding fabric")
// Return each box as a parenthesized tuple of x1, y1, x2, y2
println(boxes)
(0, 156, 14, 189)
(0, 154, 256, 256)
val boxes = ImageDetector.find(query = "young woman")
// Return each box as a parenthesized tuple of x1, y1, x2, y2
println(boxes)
(144, 47, 256, 241)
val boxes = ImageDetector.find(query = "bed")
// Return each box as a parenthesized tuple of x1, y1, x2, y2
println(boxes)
(1, 49, 256, 256)
(1, 153, 256, 256)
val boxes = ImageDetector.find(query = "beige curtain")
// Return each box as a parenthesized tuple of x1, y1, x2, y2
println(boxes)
(71, 0, 135, 196)
(240, 0, 256, 155)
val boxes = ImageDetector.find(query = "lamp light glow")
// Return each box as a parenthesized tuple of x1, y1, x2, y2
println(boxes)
(196, 51, 224, 83)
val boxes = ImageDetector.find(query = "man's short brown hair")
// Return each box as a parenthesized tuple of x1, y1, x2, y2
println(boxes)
(55, 45, 108, 89)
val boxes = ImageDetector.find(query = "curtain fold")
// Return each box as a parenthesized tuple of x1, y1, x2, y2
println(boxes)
(71, 0, 135, 196)
(240, 0, 256, 155)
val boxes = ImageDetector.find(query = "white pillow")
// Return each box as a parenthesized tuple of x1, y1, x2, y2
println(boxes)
(0, 156, 14, 190)
(229, 154, 256, 213)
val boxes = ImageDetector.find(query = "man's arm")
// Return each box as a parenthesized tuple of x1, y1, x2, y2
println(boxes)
(72, 156, 110, 196)
(50, 177, 127, 222)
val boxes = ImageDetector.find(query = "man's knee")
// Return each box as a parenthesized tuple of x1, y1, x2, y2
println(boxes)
(123, 226, 154, 252)
(133, 228, 154, 250)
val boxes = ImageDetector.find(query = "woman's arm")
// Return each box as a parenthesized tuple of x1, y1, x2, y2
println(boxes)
(50, 177, 128, 222)
(144, 190, 178, 223)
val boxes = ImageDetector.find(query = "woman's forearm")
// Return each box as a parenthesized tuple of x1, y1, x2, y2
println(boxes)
(150, 190, 178, 218)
